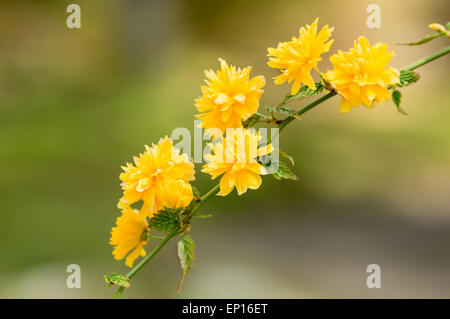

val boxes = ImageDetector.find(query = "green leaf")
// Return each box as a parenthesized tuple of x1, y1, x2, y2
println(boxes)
(279, 82, 324, 107)
(272, 161, 298, 181)
(149, 210, 181, 233)
(397, 70, 420, 88)
(401, 31, 446, 46)
(266, 106, 301, 119)
(392, 89, 401, 106)
(279, 149, 295, 166)
(177, 234, 195, 291)
(242, 112, 269, 128)
(392, 89, 408, 115)
(191, 185, 200, 199)
(194, 213, 213, 219)
(104, 273, 130, 288)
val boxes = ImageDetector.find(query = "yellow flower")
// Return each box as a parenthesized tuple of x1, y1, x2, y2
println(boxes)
(202, 128, 272, 196)
(325, 36, 400, 113)
(195, 58, 265, 134)
(118, 136, 195, 216)
(110, 208, 149, 267)
(267, 18, 334, 94)
(428, 23, 450, 37)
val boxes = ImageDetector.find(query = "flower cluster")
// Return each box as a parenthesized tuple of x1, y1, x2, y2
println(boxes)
(194, 57, 274, 196)
(267, 18, 399, 113)
(111, 137, 195, 266)
(111, 18, 404, 268)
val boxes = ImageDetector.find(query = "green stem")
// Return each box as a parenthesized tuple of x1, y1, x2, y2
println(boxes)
(267, 91, 337, 144)
(115, 231, 177, 298)
(188, 184, 221, 219)
(278, 91, 337, 132)
(113, 45, 449, 298)
(115, 183, 220, 299)
(149, 235, 166, 240)
(402, 45, 450, 71)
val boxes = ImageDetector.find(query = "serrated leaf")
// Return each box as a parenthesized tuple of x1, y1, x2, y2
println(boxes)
(391, 89, 408, 115)
(272, 161, 298, 181)
(104, 273, 130, 288)
(279, 82, 324, 107)
(177, 234, 195, 291)
(149, 210, 181, 233)
(242, 112, 269, 128)
(397, 70, 420, 88)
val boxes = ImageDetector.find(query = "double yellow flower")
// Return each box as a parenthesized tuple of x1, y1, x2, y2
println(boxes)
(111, 137, 195, 267)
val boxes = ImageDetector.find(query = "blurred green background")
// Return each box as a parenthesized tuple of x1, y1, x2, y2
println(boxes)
(0, 0, 449, 298)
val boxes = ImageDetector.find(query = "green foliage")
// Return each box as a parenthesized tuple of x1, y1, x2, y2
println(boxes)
(266, 106, 301, 119)
(388, 70, 419, 115)
(177, 234, 195, 291)
(279, 149, 295, 166)
(392, 89, 401, 107)
(272, 161, 298, 181)
(402, 31, 448, 46)
(242, 112, 269, 128)
(389, 70, 419, 115)
(194, 213, 213, 219)
(149, 210, 181, 233)
(104, 273, 130, 288)
(191, 185, 200, 199)
(404, 33, 444, 46)
(244, 82, 325, 126)
(397, 70, 420, 88)
(392, 89, 408, 115)
(279, 82, 324, 107)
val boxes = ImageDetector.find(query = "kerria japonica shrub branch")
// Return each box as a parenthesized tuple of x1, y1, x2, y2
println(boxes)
(105, 19, 450, 298)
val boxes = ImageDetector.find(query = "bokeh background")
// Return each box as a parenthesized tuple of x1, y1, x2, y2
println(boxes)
(1, 0, 449, 298)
